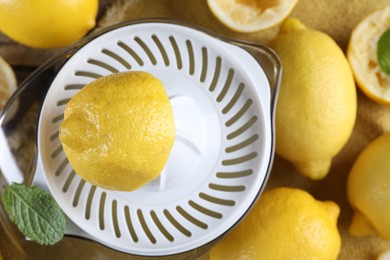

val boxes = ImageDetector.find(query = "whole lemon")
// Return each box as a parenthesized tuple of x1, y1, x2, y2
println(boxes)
(59, 71, 175, 191)
(348, 133, 390, 239)
(0, 0, 98, 48)
(269, 19, 357, 180)
(209, 187, 341, 260)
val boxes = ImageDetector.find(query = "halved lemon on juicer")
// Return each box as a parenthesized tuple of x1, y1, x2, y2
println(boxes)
(59, 71, 176, 192)
(347, 6, 390, 105)
(207, 0, 298, 33)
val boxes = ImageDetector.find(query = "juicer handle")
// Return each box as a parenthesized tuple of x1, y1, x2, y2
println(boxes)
(227, 40, 282, 118)
(0, 46, 80, 186)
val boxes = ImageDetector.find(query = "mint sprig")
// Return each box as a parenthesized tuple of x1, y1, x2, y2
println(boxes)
(1, 183, 66, 245)
(377, 28, 390, 74)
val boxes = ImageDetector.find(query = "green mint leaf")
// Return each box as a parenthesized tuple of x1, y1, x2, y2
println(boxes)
(377, 28, 390, 74)
(1, 183, 66, 245)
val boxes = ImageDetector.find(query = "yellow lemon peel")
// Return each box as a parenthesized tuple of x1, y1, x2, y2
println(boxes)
(59, 71, 175, 191)
(348, 133, 390, 240)
(270, 18, 357, 180)
(209, 187, 341, 260)
(0, 0, 98, 48)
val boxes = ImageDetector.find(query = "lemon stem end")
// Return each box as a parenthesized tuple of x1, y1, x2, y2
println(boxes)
(293, 159, 331, 180)
(349, 210, 377, 237)
(278, 18, 307, 34)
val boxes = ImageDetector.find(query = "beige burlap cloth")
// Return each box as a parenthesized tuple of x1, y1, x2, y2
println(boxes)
(1, 0, 390, 259)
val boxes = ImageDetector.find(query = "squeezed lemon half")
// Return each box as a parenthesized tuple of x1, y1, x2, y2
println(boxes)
(347, 6, 390, 105)
(207, 0, 298, 33)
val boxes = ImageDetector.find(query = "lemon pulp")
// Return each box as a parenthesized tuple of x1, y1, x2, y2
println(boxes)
(347, 6, 390, 105)
(207, 0, 298, 32)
